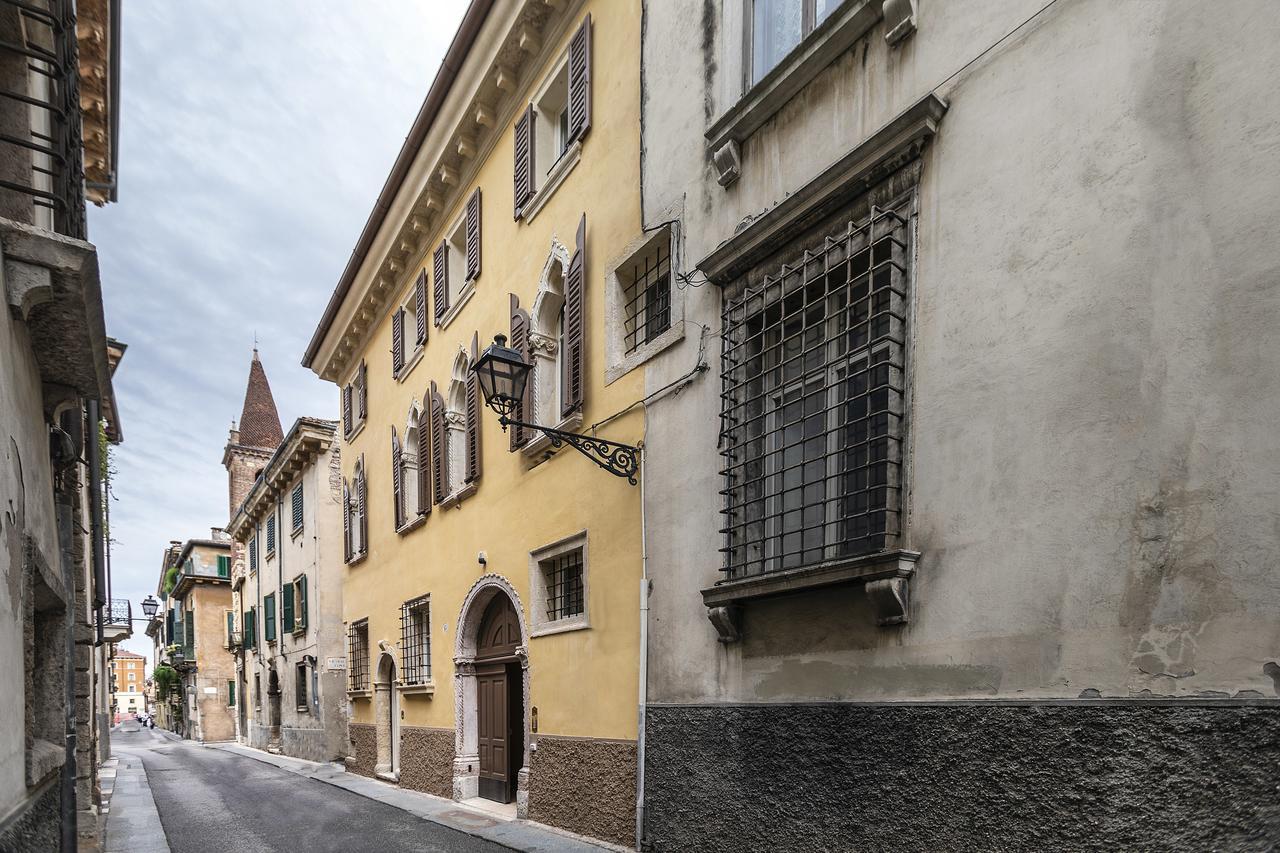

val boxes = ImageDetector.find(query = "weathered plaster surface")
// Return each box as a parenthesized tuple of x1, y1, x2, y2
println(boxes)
(346, 723, 376, 778)
(640, 0, 1280, 703)
(645, 703, 1280, 852)
(527, 735, 636, 848)
(398, 725, 454, 798)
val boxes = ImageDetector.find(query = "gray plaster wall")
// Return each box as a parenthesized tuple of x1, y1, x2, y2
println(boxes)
(644, 702, 1280, 852)
(639, 0, 1280, 702)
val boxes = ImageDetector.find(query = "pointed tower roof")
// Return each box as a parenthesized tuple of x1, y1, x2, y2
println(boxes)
(236, 348, 284, 450)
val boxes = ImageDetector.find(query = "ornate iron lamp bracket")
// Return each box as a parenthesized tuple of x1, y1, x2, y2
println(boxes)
(498, 416, 640, 485)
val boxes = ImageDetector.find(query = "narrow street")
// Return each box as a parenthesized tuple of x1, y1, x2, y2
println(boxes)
(109, 721, 505, 853)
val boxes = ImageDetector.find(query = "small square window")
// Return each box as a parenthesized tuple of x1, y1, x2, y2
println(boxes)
(543, 550, 584, 621)
(605, 223, 683, 383)
(400, 596, 431, 686)
(530, 532, 589, 636)
(621, 234, 672, 355)
(348, 620, 370, 692)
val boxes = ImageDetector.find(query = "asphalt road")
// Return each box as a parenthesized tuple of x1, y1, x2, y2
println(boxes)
(112, 722, 504, 853)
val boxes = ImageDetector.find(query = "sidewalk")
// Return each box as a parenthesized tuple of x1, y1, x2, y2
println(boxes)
(103, 749, 170, 853)
(205, 742, 621, 853)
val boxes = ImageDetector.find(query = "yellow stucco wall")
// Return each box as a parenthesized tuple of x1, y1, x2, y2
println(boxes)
(341, 0, 644, 742)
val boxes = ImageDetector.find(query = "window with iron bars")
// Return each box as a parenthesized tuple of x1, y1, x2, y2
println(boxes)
(621, 232, 672, 355)
(540, 548, 585, 622)
(400, 596, 431, 686)
(720, 203, 909, 579)
(347, 619, 369, 692)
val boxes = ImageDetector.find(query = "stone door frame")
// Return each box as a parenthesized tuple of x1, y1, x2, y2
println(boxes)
(374, 646, 400, 780)
(453, 574, 531, 816)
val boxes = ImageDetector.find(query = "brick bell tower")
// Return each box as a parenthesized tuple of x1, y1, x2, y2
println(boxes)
(223, 347, 285, 520)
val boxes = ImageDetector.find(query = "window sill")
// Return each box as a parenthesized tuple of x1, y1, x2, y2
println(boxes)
(395, 344, 424, 383)
(706, 0, 903, 187)
(398, 682, 435, 696)
(292, 628, 307, 637)
(520, 411, 583, 458)
(290, 526, 304, 540)
(606, 322, 685, 386)
(437, 281, 476, 331)
(530, 615, 589, 638)
(439, 481, 477, 510)
(396, 514, 427, 536)
(522, 139, 582, 225)
(346, 689, 371, 699)
(346, 550, 368, 567)
(345, 419, 367, 444)
(700, 548, 919, 641)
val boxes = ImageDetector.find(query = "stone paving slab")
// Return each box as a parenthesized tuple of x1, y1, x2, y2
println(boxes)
(205, 742, 624, 853)
(103, 751, 170, 853)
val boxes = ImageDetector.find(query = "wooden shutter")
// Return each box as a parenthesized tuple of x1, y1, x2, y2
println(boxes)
(282, 584, 294, 633)
(430, 381, 447, 504)
(299, 576, 308, 629)
(417, 404, 431, 517)
(562, 214, 586, 418)
(391, 426, 404, 529)
(568, 15, 593, 143)
(414, 271, 428, 345)
(508, 294, 533, 450)
(433, 242, 449, 324)
(357, 361, 368, 419)
(465, 332, 482, 483)
(342, 480, 352, 562)
(342, 384, 352, 436)
(357, 458, 368, 555)
(513, 103, 535, 219)
(392, 308, 405, 374)
(466, 188, 482, 281)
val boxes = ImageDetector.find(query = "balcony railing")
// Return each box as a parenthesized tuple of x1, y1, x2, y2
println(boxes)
(0, 0, 85, 238)
(102, 597, 131, 642)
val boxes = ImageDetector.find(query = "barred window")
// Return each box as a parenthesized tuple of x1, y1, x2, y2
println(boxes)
(720, 204, 909, 579)
(621, 231, 672, 355)
(291, 482, 304, 534)
(265, 514, 276, 556)
(348, 619, 369, 692)
(541, 548, 585, 622)
(295, 661, 309, 711)
(400, 596, 431, 686)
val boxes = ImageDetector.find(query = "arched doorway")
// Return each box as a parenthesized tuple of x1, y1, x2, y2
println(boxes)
(453, 576, 530, 813)
(374, 652, 399, 779)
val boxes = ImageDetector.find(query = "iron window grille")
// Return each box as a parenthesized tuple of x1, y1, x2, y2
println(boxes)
(541, 548, 585, 622)
(400, 596, 431, 686)
(291, 482, 304, 534)
(348, 619, 369, 692)
(622, 235, 672, 355)
(0, 0, 85, 239)
(720, 203, 910, 580)
(295, 662, 308, 711)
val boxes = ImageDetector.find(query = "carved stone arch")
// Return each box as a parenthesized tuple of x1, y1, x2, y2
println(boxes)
(529, 237, 572, 427)
(452, 573, 531, 814)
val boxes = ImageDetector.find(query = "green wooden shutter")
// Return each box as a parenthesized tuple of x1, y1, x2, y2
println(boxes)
(226, 611, 234, 645)
(185, 616, 194, 652)
(299, 576, 308, 630)
(217, 554, 230, 578)
(282, 585, 294, 633)
(265, 594, 276, 641)
(245, 608, 255, 650)
(228, 680, 236, 707)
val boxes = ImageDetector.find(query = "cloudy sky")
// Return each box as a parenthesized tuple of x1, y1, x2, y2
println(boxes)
(92, 1, 468, 664)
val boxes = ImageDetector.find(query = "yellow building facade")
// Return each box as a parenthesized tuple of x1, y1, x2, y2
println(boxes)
(304, 1, 660, 846)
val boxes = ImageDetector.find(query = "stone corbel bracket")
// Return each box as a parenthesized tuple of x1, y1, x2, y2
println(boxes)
(882, 0, 917, 47)
(701, 550, 920, 642)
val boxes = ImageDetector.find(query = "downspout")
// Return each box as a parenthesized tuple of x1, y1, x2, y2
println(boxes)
(87, 400, 106, 644)
(635, 423, 650, 851)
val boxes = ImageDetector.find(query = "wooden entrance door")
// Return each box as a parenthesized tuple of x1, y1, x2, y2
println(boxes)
(476, 595, 522, 803)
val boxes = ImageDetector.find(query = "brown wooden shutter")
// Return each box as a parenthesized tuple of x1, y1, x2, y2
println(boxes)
(562, 213, 586, 418)
(342, 479, 352, 563)
(392, 308, 405, 374)
(465, 332, 482, 483)
(416, 404, 431, 517)
(508, 294, 533, 450)
(357, 458, 368, 554)
(513, 103, 535, 219)
(391, 427, 404, 530)
(430, 381, 447, 504)
(414, 271, 428, 345)
(466, 188, 482, 282)
(568, 15, 592, 143)
(433, 241, 449, 324)
(357, 361, 368, 419)
(342, 384, 352, 437)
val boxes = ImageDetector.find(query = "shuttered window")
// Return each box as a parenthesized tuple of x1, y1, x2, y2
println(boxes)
(226, 610, 234, 646)
(282, 582, 294, 633)
(391, 426, 405, 529)
(392, 307, 405, 375)
(264, 593, 276, 642)
(567, 15, 592, 143)
(216, 554, 230, 578)
(357, 457, 368, 555)
(508, 294, 534, 449)
(265, 514, 276, 556)
(342, 384, 352, 436)
(433, 242, 449, 325)
(291, 482, 304, 534)
(414, 271, 428, 345)
(513, 103, 535, 219)
(429, 383, 447, 504)
(417, 404, 431, 518)
(562, 214, 587, 418)
(296, 575, 308, 630)
(228, 680, 236, 707)
(465, 188, 482, 282)
(357, 361, 368, 420)
(248, 537, 258, 572)
(243, 607, 256, 650)
(342, 479, 352, 563)
(465, 332, 482, 483)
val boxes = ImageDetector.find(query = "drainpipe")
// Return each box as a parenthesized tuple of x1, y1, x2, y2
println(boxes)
(87, 399, 106, 643)
(635, 429, 650, 851)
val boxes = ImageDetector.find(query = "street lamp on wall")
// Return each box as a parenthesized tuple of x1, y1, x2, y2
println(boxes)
(472, 335, 641, 484)
(141, 595, 159, 618)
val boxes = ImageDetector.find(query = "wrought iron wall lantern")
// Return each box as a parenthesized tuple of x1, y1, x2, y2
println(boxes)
(472, 335, 640, 484)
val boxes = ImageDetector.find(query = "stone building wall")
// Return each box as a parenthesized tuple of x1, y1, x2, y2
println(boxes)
(397, 726, 454, 799)
(528, 736, 636, 848)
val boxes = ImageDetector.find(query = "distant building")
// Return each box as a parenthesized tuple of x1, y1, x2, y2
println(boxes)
(110, 649, 147, 719)
(228, 415, 347, 761)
